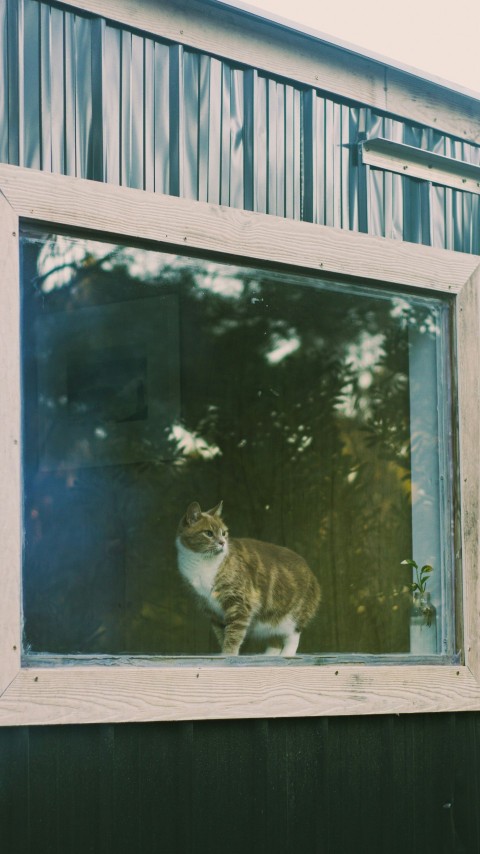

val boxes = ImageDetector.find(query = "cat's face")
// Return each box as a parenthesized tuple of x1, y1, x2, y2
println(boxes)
(178, 501, 229, 557)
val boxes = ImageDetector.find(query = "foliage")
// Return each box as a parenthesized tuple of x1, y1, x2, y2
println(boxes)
(21, 233, 443, 655)
(401, 558, 435, 626)
(401, 558, 434, 595)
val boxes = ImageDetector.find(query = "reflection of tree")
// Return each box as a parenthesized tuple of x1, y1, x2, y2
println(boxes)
(22, 233, 443, 655)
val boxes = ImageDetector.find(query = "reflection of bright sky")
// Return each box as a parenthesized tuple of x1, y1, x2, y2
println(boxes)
(102, 248, 180, 280)
(37, 236, 186, 291)
(35, 237, 436, 428)
(390, 296, 440, 335)
(37, 235, 249, 296)
(266, 332, 301, 364)
(346, 332, 385, 372)
(38, 236, 118, 291)
(390, 297, 411, 321)
(194, 269, 244, 297)
(169, 423, 222, 461)
(35, 237, 441, 341)
(338, 331, 386, 417)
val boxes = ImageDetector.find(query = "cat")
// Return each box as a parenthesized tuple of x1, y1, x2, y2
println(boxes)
(176, 501, 321, 656)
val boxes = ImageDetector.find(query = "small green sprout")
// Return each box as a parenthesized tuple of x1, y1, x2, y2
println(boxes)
(401, 559, 435, 626)
(401, 558, 433, 595)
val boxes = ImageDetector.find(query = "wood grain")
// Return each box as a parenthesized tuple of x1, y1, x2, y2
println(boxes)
(457, 265, 480, 684)
(58, 0, 480, 144)
(0, 164, 477, 293)
(0, 665, 479, 726)
(385, 65, 480, 144)
(0, 191, 21, 696)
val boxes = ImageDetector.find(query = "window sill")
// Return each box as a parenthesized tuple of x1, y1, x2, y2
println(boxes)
(0, 663, 478, 725)
(22, 652, 461, 668)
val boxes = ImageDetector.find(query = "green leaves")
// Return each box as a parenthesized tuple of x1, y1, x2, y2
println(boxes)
(401, 559, 433, 594)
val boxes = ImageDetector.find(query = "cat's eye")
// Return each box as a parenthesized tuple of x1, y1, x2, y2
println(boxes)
(205, 530, 214, 537)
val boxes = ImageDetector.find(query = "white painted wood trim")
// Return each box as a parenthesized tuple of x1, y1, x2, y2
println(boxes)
(58, 0, 480, 144)
(0, 165, 477, 293)
(1, 163, 480, 725)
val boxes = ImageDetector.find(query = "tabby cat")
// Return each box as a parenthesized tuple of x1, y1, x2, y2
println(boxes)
(176, 501, 321, 656)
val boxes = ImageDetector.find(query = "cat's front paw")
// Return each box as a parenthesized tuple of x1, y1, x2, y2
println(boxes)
(221, 645, 240, 656)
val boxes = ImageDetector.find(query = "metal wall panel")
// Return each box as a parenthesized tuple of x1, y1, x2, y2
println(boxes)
(0, 0, 20, 166)
(1, 713, 480, 854)
(1, 0, 479, 253)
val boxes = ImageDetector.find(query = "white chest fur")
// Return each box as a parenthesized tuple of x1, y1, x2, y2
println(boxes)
(176, 539, 226, 616)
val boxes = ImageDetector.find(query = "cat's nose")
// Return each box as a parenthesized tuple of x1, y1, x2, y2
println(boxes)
(218, 538, 226, 547)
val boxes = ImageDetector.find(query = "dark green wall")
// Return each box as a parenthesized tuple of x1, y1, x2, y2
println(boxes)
(0, 713, 478, 854)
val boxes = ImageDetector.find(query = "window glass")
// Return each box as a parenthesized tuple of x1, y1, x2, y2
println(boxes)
(21, 229, 454, 657)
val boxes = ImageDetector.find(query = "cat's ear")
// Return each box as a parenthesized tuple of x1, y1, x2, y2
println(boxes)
(185, 502, 202, 525)
(206, 500, 223, 518)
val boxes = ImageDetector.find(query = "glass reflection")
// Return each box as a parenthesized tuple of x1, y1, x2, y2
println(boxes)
(21, 229, 452, 656)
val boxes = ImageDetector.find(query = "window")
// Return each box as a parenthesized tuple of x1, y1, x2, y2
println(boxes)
(22, 228, 453, 659)
(1, 164, 480, 723)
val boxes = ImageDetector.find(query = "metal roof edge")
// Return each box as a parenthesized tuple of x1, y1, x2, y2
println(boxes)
(208, 0, 480, 104)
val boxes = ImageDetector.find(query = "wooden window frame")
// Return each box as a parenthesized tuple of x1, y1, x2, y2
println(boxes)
(1, 163, 480, 725)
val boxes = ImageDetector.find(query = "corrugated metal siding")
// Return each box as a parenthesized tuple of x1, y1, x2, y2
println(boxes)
(1, 0, 479, 253)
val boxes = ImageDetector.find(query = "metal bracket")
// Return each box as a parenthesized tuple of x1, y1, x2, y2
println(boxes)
(360, 137, 480, 195)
